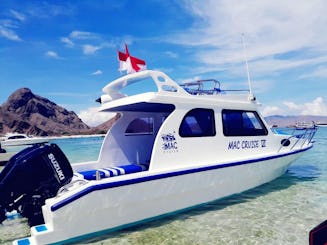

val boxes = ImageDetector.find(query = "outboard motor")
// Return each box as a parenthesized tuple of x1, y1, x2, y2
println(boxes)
(0, 143, 73, 226)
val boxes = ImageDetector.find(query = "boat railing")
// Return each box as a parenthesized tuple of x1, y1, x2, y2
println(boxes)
(180, 79, 221, 95)
(180, 79, 250, 95)
(57, 179, 88, 195)
(277, 127, 317, 152)
(101, 70, 253, 104)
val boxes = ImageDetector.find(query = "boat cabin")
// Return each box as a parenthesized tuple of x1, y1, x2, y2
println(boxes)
(74, 70, 279, 176)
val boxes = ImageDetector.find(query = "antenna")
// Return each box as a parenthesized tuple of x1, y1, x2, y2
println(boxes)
(241, 34, 253, 95)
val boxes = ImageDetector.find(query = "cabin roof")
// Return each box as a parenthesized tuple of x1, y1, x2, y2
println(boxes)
(99, 70, 258, 112)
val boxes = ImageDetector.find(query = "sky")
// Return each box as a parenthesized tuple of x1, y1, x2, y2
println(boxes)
(1, 0, 327, 126)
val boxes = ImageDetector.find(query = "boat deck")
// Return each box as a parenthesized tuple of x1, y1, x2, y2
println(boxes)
(76, 164, 148, 180)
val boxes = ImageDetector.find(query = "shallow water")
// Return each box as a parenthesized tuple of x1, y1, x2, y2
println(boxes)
(1, 129, 326, 244)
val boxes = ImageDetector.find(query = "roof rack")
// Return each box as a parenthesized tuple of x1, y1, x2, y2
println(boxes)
(180, 79, 221, 95)
(181, 79, 250, 95)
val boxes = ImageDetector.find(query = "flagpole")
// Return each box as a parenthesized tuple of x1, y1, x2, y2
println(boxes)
(241, 34, 253, 95)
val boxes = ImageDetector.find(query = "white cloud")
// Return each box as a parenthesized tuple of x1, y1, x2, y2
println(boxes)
(61, 31, 97, 48)
(1, 19, 17, 29)
(69, 30, 98, 40)
(61, 30, 115, 55)
(262, 97, 327, 116)
(60, 37, 74, 47)
(0, 10, 25, 42)
(82, 44, 101, 55)
(45, 51, 61, 59)
(78, 107, 116, 126)
(261, 105, 284, 116)
(283, 101, 299, 111)
(165, 51, 178, 59)
(299, 65, 327, 79)
(91, 70, 103, 75)
(178, 76, 202, 84)
(283, 97, 327, 116)
(82, 42, 114, 55)
(0, 25, 22, 41)
(25, 2, 75, 18)
(170, 0, 327, 76)
(10, 10, 26, 22)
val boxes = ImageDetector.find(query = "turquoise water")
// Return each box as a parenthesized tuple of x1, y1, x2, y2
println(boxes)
(1, 129, 326, 244)
(51, 136, 104, 163)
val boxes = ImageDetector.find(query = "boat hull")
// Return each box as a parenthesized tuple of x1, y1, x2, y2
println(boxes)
(19, 149, 306, 245)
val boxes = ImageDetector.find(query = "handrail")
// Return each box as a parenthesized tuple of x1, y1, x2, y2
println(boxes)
(181, 79, 221, 95)
(181, 79, 250, 95)
(102, 70, 189, 101)
(276, 127, 317, 152)
(57, 179, 88, 195)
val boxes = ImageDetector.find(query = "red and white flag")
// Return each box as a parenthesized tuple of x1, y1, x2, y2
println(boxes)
(118, 44, 146, 74)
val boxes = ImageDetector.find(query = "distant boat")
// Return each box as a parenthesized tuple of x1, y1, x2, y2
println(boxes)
(295, 121, 316, 130)
(0, 133, 49, 150)
(316, 122, 327, 127)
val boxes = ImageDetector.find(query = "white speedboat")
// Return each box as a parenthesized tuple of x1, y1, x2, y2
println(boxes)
(1, 133, 49, 150)
(295, 121, 316, 130)
(0, 70, 316, 245)
(316, 122, 327, 127)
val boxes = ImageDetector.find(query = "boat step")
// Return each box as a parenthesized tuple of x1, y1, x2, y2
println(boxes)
(77, 164, 148, 180)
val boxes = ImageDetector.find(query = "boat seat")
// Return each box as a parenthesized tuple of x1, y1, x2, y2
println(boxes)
(76, 164, 148, 180)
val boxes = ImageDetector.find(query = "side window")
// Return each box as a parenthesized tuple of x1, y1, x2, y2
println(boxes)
(179, 108, 216, 137)
(222, 110, 268, 136)
(125, 117, 154, 135)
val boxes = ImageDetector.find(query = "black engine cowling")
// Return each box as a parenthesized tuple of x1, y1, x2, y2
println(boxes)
(0, 143, 73, 226)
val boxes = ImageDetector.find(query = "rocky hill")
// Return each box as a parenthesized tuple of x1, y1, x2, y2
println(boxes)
(0, 88, 90, 136)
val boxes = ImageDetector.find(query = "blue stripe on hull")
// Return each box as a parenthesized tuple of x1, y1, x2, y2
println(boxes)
(51, 145, 312, 212)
